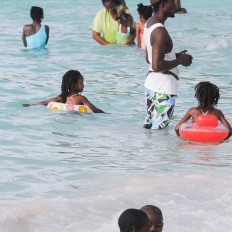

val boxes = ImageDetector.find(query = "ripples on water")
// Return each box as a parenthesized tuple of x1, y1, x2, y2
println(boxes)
(0, 0, 232, 231)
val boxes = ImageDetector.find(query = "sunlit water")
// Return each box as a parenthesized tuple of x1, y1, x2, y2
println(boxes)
(0, 0, 232, 231)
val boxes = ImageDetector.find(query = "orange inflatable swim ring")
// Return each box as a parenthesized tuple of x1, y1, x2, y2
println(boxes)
(179, 115, 228, 143)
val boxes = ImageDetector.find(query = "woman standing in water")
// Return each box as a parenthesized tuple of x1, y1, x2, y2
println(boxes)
(22, 6, 49, 49)
(92, 0, 136, 45)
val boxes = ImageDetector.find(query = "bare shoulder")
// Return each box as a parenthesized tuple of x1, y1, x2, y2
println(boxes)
(213, 109, 224, 117)
(23, 24, 32, 32)
(187, 107, 198, 115)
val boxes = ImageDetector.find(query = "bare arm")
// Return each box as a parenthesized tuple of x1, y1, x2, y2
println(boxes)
(92, 30, 109, 45)
(151, 28, 192, 72)
(81, 96, 105, 113)
(124, 28, 136, 45)
(175, 109, 192, 136)
(145, 48, 149, 64)
(22, 26, 27, 47)
(45, 25, 49, 45)
(22, 96, 60, 107)
(218, 112, 232, 139)
(136, 24, 141, 48)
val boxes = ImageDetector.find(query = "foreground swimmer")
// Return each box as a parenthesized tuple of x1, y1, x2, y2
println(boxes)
(22, 6, 49, 49)
(22, 70, 104, 113)
(175, 81, 232, 139)
(118, 208, 149, 232)
(141, 205, 164, 232)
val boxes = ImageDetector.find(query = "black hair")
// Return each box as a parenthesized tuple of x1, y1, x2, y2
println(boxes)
(102, 0, 122, 6)
(30, 6, 44, 21)
(59, 70, 83, 103)
(195, 81, 220, 111)
(140, 205, 163, 217)
(137, 3, 153, 20)
(151, 0, 168, 13)
(118, 208, 149, 232)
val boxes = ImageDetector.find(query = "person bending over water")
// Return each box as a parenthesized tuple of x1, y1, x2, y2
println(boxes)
(92, 0, 136, 45)
(22, 70, 104, 113)
(136, 3, 153, 49)
(175, 0, 187, 14)
(22, 6, 49, 49)
(143, 0, 193, 130)
(175, 81, 232, 139)
(141, 205, 164, 232)
(118, 208, 150, 232)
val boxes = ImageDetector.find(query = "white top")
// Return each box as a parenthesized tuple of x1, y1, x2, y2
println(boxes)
(143, 23, 179, 95)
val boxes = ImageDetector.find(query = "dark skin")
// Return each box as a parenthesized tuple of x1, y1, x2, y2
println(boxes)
(146, 0, 192, 71)
(22, 77, 104, 113)
(22, 19, 49, 47)
(175, 0, 187, 14)
(92, 1, 135, 45)
(175, 107, 232, 139)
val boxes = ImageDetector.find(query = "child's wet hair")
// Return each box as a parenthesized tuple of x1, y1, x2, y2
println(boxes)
(137, 3, 153, 20)
(195, 81, 220, 111)
(30, 6, 44, 21)
(60, 70, 83, 103)
(118, 208, 149, 232)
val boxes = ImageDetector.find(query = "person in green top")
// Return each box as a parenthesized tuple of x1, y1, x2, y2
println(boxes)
(92, 0, 136, 45)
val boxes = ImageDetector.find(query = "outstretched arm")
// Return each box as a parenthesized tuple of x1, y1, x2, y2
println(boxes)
(92, 31, 109, 45)
(175, 109, 192, 136)
(81, 96, 104, 113)
(22, 96, 60, 107)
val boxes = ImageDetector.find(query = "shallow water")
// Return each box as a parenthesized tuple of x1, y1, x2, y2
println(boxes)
(0, 0, 232, 231)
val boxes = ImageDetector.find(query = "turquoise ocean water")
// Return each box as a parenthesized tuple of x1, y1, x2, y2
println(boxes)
(0, 0, 232, 231)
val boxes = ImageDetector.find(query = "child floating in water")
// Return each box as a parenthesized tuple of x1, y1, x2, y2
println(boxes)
(136, 3, 152, 49)
(116, 10, 136, 45)
(22, 6, 49, 49)
(175, 81, 232, 139)
(141, 205, 164, 232)
(22, 70, 104, 113)
(118, 208, 149, 232)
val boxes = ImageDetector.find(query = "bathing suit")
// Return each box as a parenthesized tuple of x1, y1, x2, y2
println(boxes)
(66, 94, 79, 104)
(26, 25, 47, 49)
(116, 24, 130, 45)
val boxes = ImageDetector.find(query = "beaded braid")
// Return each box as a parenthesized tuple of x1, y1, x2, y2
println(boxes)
(195, 81, 220, 111)
(59, 70, 82, 103)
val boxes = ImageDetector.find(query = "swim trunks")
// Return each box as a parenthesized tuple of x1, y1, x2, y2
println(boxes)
(144, 88, 177, 129)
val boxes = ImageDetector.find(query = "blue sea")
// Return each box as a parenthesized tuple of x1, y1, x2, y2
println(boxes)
(0, 0, 232, 231)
